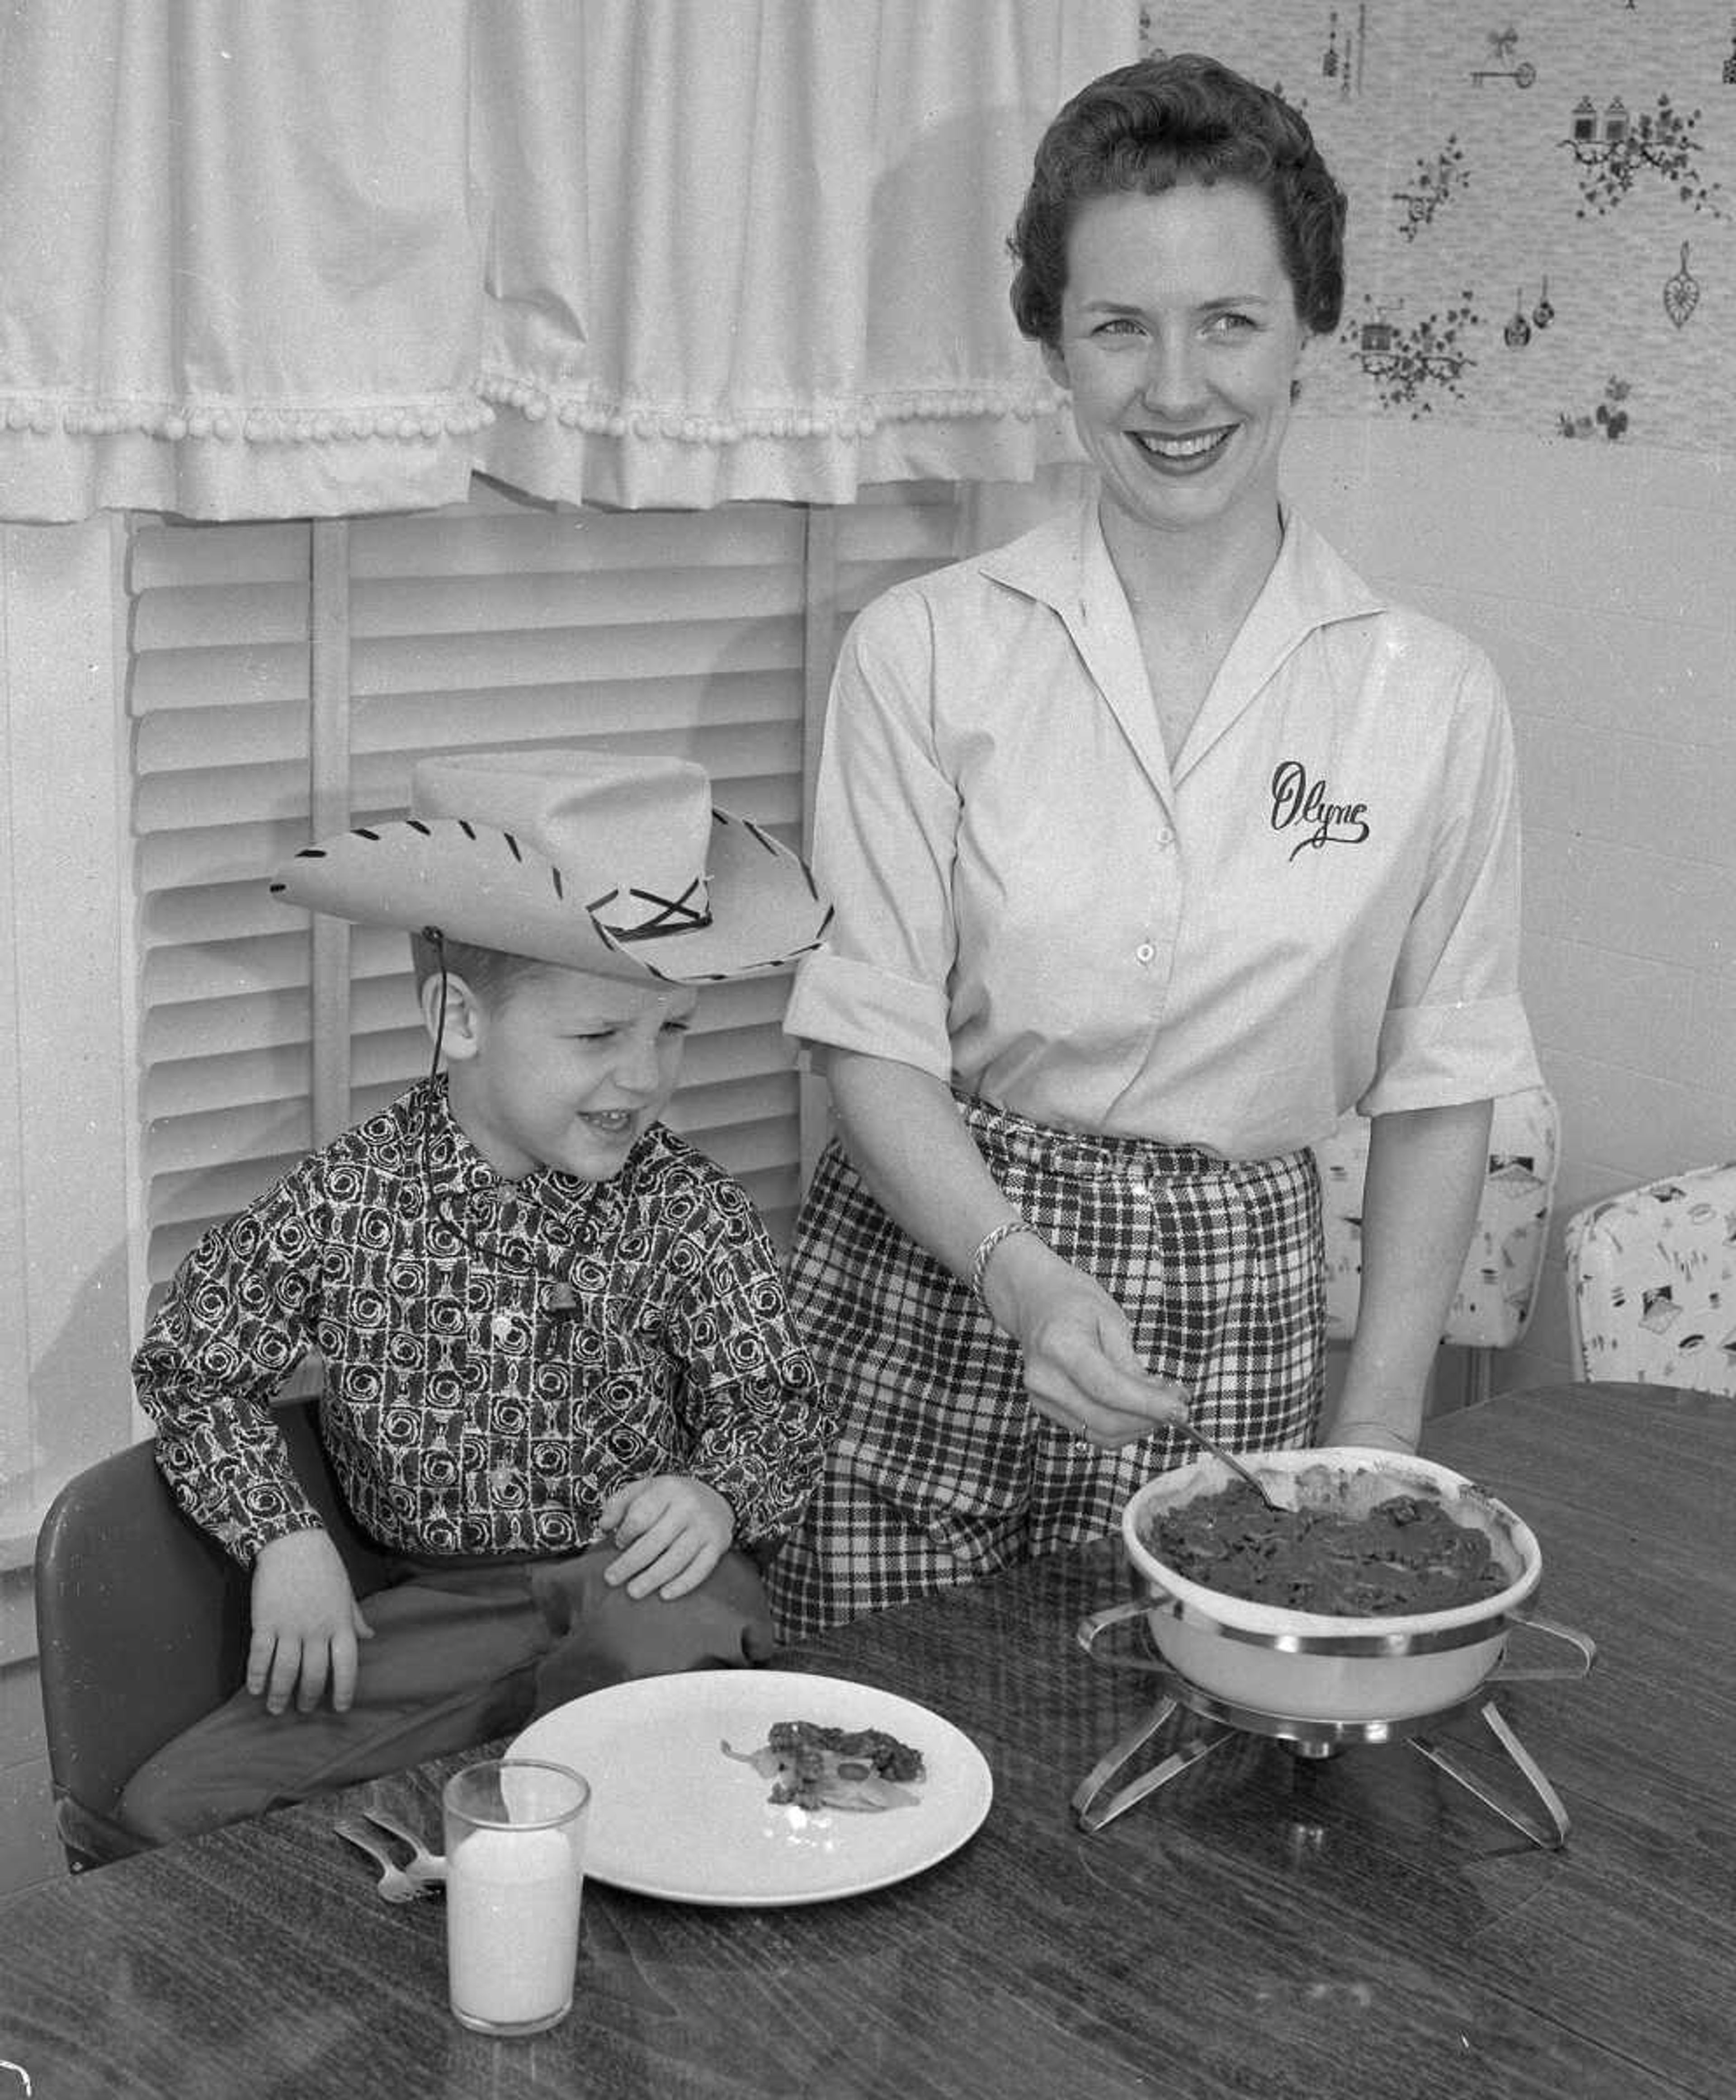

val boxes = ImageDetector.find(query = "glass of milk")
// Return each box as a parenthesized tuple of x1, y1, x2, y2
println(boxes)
(443, 1757, 590, 2036)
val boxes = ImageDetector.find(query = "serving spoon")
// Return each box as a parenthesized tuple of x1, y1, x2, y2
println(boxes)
(1173, 1411, 1285, 1513)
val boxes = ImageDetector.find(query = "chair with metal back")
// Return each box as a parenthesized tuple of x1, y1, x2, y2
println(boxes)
(33, 1396, 390, 1872)
(1314, 1086, 1561, 1408)
(1564, 1162, 1736, 1395)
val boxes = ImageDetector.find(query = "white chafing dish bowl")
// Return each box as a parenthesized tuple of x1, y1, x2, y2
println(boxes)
(1117, 1446, 1543, 1725)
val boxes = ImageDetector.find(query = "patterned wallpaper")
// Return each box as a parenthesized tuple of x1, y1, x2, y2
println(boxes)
(1143, 3, 1736, 450)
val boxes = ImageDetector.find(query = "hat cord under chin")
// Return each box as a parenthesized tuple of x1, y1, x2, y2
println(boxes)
(420, 925, 458, 1255)
(416, 924, 578, 1328)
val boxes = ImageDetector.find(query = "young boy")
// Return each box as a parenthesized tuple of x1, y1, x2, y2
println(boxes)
(118, 750, 835, 1842)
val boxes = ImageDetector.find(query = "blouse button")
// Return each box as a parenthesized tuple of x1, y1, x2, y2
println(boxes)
(1135, 941, 1156, 966)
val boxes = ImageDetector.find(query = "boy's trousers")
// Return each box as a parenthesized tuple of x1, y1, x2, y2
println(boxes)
(118, 1543, 775, 1843)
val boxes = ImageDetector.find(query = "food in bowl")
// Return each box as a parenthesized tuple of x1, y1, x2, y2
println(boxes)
(1139, 1475, 1506, 1617)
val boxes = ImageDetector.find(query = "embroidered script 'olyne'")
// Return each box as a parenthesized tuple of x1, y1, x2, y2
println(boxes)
(1270, 758, 1371, 859)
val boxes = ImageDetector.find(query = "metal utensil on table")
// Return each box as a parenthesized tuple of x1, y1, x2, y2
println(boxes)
(355, 1802, 446, 1887)
(1174, 1411, 1284, 1512)
(334, 1816, 433, 1904)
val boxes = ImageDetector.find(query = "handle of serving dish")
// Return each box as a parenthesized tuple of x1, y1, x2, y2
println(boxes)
(1076, 1598, 1171, 1675)
(1487, 1608, 1597, 1682)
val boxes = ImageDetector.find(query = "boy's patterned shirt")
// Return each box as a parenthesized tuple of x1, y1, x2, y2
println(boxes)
(133, 1080, 830, 1564)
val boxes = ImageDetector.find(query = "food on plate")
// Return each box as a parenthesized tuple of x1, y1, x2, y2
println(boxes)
(722, 1719, 926, 1812)
(1140, 1477, 1506, 1616)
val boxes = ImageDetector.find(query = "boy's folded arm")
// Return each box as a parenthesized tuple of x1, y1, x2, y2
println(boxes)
(139, 1389, 328, 1567)
(133, 1204, 369, 1710)
(681, 1354, 834, 1547)
(656, 1164, 834, 1546)
(131, 1204, 326, 1564)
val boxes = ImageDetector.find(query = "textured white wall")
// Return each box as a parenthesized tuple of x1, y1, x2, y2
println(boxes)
(1286, 415, 1736, 1392)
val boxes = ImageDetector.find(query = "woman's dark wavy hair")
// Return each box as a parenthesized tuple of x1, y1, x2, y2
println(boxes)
(1008, 52, 1348, 345)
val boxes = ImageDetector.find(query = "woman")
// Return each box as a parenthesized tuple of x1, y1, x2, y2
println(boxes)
(767, 53, 1540, 1640)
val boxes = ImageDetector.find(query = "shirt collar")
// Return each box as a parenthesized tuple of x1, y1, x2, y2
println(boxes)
(1245, 505, 1386, 653)
(978, 495, 1387, 786)
(412, 1076, 622, 1220)
(414, 1076, 491, 1193)
(978, 493, 1384, 641)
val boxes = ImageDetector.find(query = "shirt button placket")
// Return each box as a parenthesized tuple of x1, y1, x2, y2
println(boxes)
(1139, 823, 1178, 972)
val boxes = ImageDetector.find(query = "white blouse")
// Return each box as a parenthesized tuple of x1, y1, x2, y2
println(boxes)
(785, 499, 1541, 1161)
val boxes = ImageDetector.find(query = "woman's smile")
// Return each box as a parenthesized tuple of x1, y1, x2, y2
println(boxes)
(1129, 425, 1238, 469)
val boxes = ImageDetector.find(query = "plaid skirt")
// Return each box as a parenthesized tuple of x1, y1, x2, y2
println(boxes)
(764, 1095, 1325, 1641)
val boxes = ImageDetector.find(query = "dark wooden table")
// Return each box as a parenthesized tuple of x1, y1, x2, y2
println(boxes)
(3, 1382, 1732, 2100)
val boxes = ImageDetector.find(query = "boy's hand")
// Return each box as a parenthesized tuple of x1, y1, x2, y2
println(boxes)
(248, 1529, 374, 1716)
(598, 1476, 733, 1601)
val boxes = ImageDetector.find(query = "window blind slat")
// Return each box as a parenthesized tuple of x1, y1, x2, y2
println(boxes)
(349, 505, 807, 579)
(134, 760, 311, 835)
(352, 568, 806, 639)
(132, 583, 316, 653)
(135, 703, 316, 778)
(140, 931, 306, 1009)
(349, 620, 802, 698)
(136, 818, 310, 892)
(349, 671, 807, 753)
(129, 519, 311, 591)
(130, 646, 312, 715)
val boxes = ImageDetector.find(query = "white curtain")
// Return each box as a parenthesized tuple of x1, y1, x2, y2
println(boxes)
(0, 0, 1134, 522)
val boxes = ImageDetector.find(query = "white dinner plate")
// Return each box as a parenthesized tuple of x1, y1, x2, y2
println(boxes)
(508, 1670, 994, 1906)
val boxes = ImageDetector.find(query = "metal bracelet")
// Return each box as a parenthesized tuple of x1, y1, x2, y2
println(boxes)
(969, 1218, 1042, 1306)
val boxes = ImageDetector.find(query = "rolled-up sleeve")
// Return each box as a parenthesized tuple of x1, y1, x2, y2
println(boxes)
(1359, 653, 1541, 1116)
(782, 590, 959, 1080)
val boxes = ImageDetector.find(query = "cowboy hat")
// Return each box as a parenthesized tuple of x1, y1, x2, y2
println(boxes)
(269, 750, 832, 983)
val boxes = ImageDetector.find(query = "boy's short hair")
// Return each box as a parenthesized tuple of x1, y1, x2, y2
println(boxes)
(409, 930, 551, 1007)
